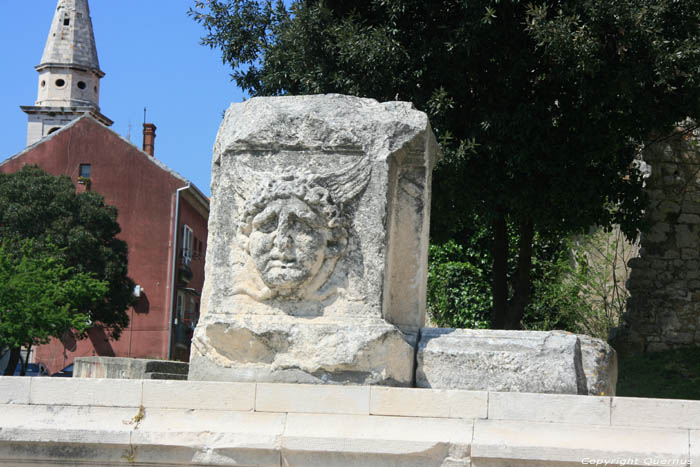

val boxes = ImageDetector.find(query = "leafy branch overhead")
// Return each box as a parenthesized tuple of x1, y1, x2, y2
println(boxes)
(190, 0, 700, 328)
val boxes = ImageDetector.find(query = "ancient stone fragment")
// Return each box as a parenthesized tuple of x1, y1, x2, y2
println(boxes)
(189, 95, 440, 385)
(577, 334, 618, 396)
(416, 329, 588, 394)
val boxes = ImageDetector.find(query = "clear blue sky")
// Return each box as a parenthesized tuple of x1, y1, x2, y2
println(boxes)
(0, 1, 248, 197)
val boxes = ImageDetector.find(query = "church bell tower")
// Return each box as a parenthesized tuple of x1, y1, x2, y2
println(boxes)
(21, 0, 112, 146)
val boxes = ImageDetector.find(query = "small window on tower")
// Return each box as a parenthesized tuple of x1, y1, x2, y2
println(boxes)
(55, 79, 65, 88)
(79, 164, 91, 179)
(64, 17, 70, 26)
(77, 81, 86, 90)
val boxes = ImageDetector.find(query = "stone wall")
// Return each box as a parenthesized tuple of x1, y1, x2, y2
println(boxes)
(0, 377, 698, 466)
(616, 127, 700, 353)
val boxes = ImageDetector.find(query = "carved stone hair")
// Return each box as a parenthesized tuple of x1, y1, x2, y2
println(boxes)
(238, 175, 344, 238)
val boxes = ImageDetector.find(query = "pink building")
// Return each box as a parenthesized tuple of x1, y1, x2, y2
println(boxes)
(1, 116, 209, 373)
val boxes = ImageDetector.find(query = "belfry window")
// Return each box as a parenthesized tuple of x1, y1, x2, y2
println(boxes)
(64, 17, 70, 26)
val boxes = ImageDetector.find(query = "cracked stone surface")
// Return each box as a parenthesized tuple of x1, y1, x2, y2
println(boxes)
(190, 94, 440, 385)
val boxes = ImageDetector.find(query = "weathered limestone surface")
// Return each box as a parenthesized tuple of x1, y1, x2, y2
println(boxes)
(578, 334, 618, 396)
(616, 124, 700, 353)
(190, 94, 440, 386)
(471, 419, 690, 467)
(0, 377, 696, 466)
(416, 329, 588, 394)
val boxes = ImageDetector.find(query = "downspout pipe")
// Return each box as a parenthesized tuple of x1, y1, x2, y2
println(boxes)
(167, 184, 190, 360)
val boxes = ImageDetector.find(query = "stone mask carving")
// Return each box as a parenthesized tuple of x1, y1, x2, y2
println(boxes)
(232, 157, 370, 301)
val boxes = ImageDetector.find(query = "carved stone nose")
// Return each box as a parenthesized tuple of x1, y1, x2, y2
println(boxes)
(274, 231, 292, 250)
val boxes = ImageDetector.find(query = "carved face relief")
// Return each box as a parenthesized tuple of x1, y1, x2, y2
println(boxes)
(235, 174, 356, 301)
(248, 197, 328, 292)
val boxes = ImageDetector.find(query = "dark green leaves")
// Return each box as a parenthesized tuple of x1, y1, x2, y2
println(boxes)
(0, 166, 134, 340)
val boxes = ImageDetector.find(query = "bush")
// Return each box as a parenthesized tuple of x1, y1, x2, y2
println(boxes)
(428, 225, 636, 339)
(427, 240, 492, 328)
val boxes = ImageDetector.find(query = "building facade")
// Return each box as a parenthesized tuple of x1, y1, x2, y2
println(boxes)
(1, 0, 209, 373)
(1, 117, 209, 373)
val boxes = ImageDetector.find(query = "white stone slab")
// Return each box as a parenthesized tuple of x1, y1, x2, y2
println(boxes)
(142, 379, 255, 411)
(417, 329, 586, 394)
(471, 419, 690, 466)
(612, 396, 700, 429)
(691, 430, 699, 467)
(29, 377, 142, 407)
(256, 382, 369, 415)
(0, 377, 30, 404)
(0, 404, 135, 465)
(0, 404, 134, 443)
(282, 413, 472, 466)
(131, 408, 285, 466)
(488, 392, 611, 425)
(370, 386, 487, 419)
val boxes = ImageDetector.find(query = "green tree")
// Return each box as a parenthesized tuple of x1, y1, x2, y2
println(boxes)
(0, 238, 107, 375)
(0, 166, 135, 372)
(190, 0, 700, 328)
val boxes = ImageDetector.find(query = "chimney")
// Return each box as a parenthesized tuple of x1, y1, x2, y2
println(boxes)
(142, 123, 156, 157)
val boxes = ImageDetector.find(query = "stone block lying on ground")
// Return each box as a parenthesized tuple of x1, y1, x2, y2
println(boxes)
(578, 333, 618, 396)
(416, 329, 589, 394)
(74, 356, 188, 380)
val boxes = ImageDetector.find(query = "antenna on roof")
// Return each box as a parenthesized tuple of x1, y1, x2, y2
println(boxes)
(143, 107, 147, 124)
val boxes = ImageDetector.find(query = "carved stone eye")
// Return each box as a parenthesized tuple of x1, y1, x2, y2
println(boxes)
(254, 215, 277, 234)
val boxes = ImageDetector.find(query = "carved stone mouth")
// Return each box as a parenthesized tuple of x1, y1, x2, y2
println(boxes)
(266, 260, 298, 271)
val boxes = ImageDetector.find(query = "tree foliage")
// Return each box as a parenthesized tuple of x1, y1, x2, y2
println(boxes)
(428, 240, 492, 329)
(0, 166, 135, 339)
(0, 238, 107, 374)
(190, 0, 700, 328)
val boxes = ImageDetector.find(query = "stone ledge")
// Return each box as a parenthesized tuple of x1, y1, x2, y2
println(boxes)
(29, 377, 142, 407)
(0, 377, 30, 404)
(0, 400, 695, 466)
(142, 379, 255, 411)
(488, 392, 610, 425)
(612, 396, 700, 429)
(131, 408, 286, 466)
(370, 386, 487, 419)
(471, 419, 691, 466)
(4, 376, 700, 431)
(256, 382, 370, 415)
(281, 413, 472, 466)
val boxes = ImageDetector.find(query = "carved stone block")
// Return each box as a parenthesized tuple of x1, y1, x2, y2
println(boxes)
(416, 329, 588, 394)
(189, 94, 440, 385)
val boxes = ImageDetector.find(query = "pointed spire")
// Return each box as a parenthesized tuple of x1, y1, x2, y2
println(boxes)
(21, 0, 111, 147)
(38, 0, 102, 75)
